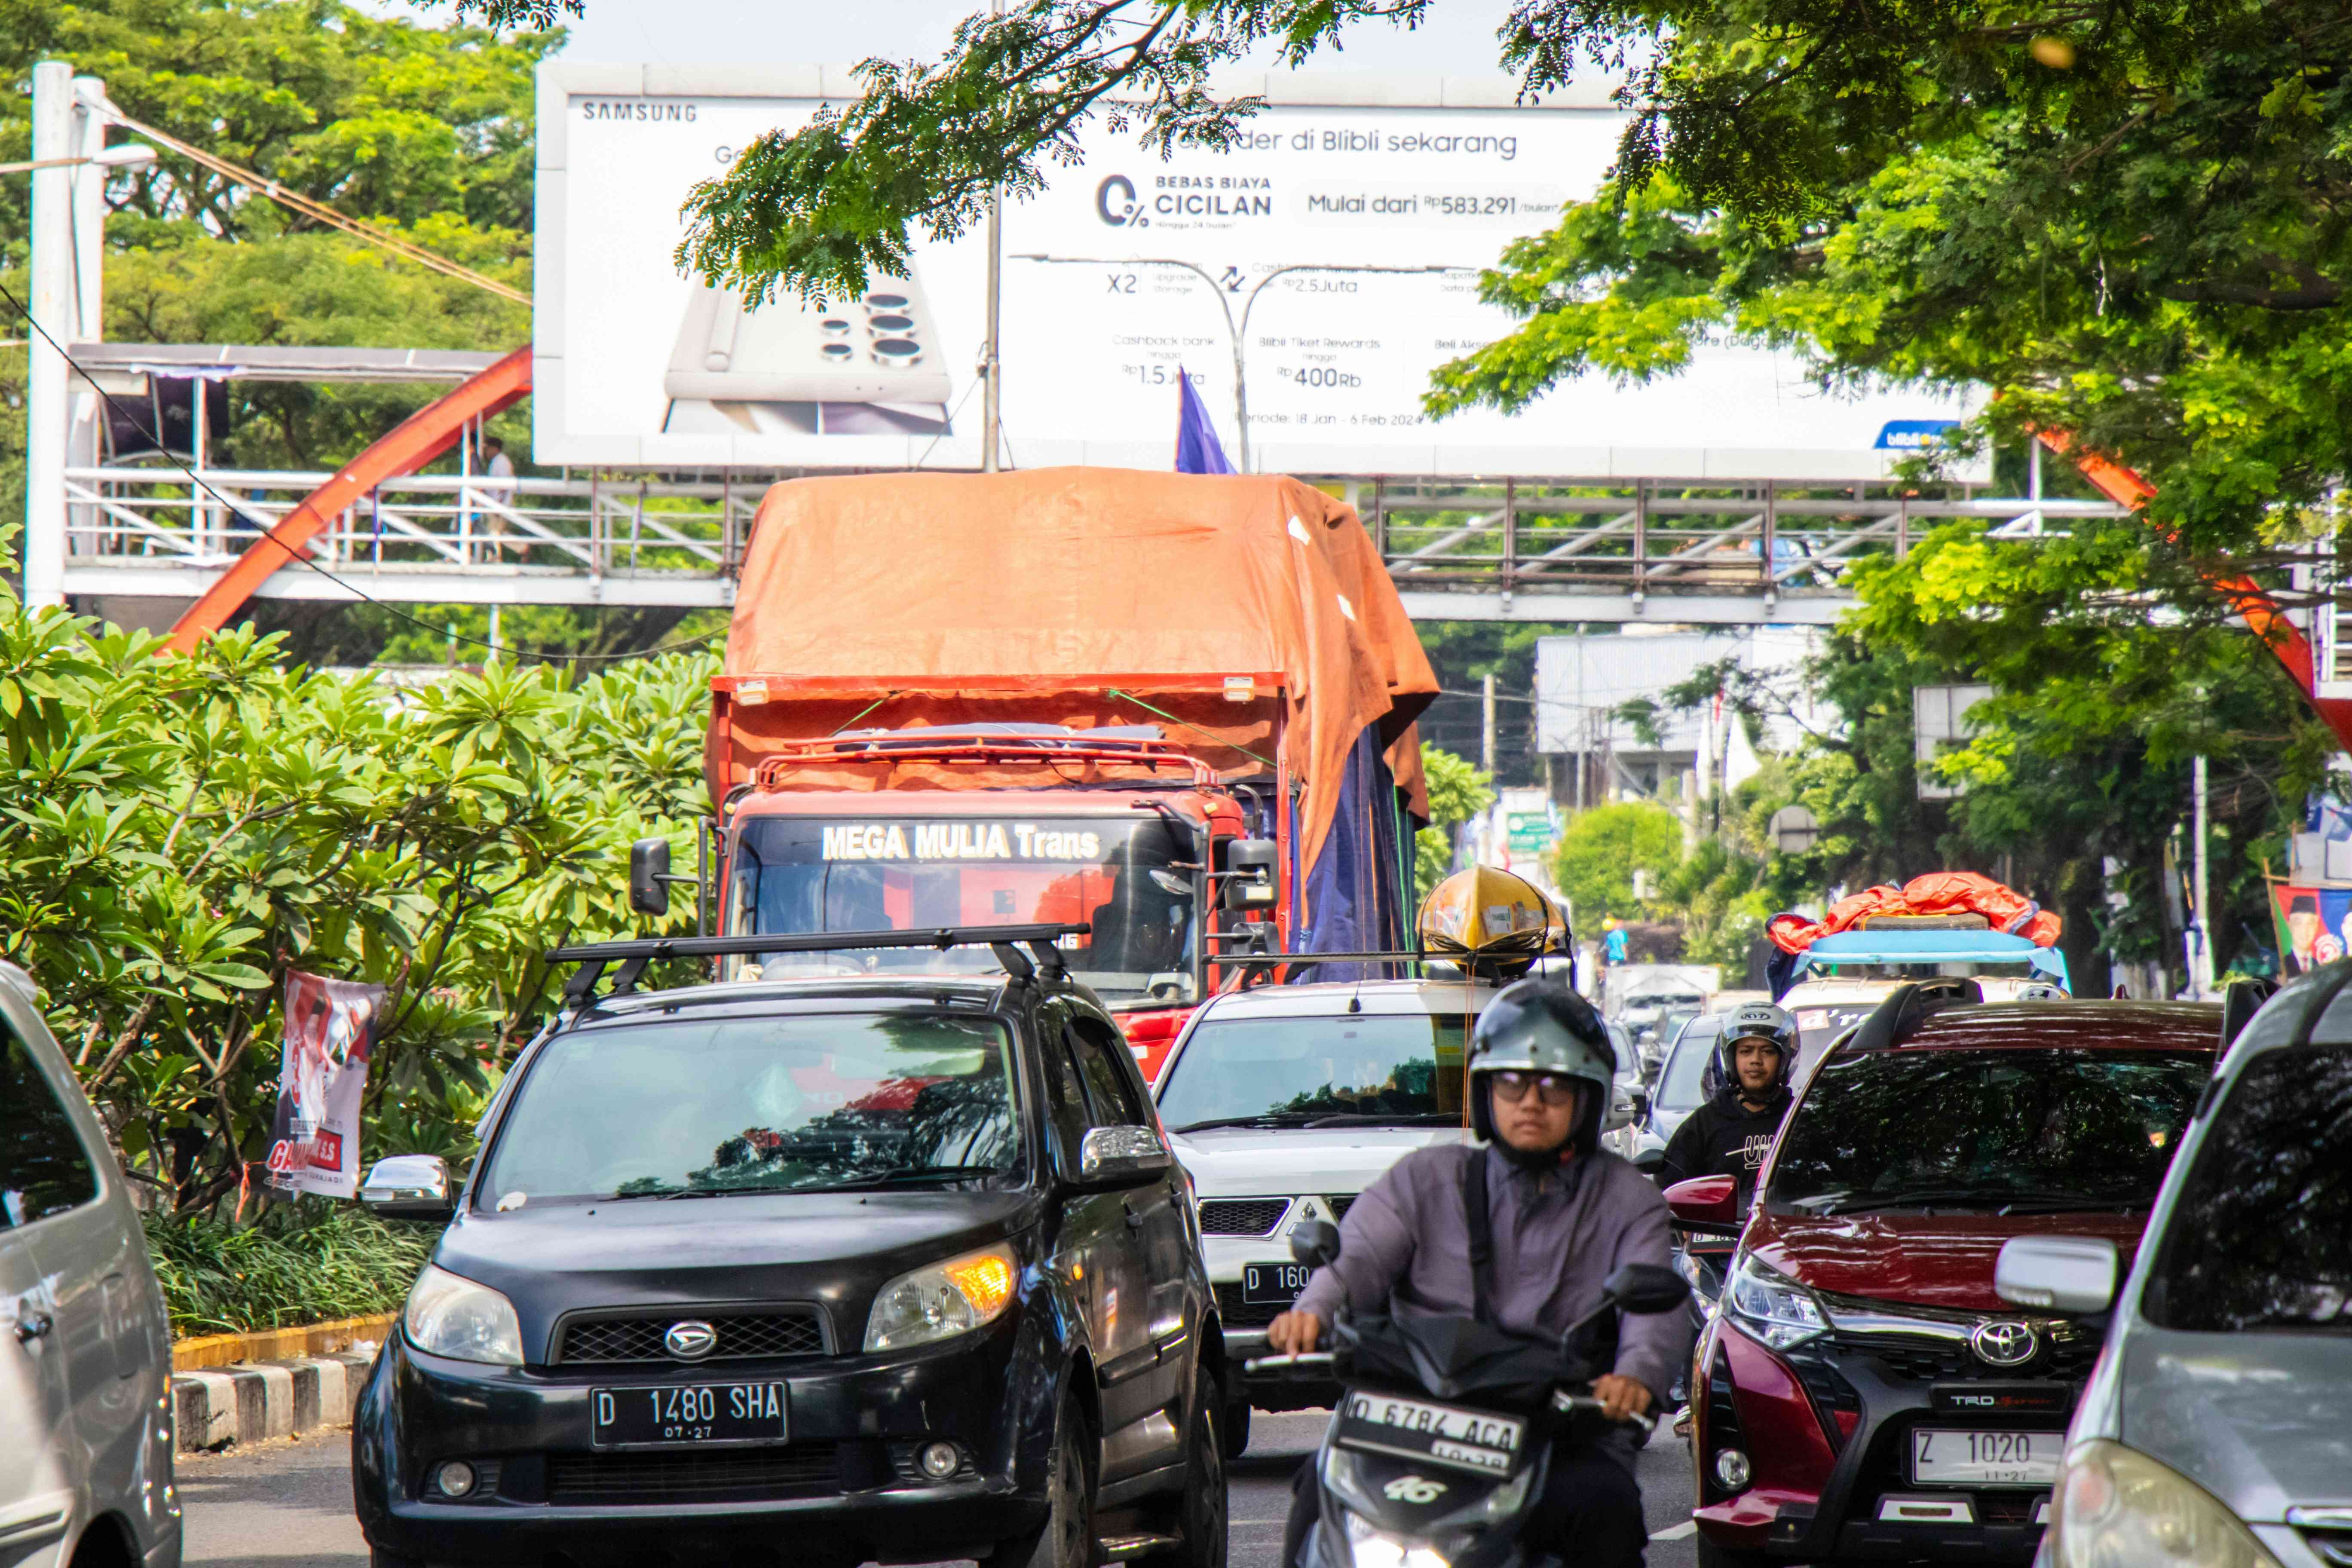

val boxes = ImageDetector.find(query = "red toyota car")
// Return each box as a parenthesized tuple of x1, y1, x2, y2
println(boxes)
(1669, 991, 2217, 1567)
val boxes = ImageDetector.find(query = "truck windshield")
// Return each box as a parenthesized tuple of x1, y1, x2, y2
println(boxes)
(480, 1013, 1021, 1204)
(1157, 1013, 1468, 1130)
(730, 815, 1197, 1007)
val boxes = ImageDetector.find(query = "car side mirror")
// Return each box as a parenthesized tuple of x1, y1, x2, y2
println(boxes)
(1222, 838, 1278, 912)
(1604, 1082, 1638, 1133)
(360, 1154, 454, 1221)
(1629, 1088, 1651, 1120)
(1602, 1262, 1690, 1315)
(628, 837, 673, 916)
(1662, 1174, 1739, 1227)
(1996, 1234, 2118, 1314)
(1290, 1219, 1341, 1269)
(1077, 1125, 1171, 1186)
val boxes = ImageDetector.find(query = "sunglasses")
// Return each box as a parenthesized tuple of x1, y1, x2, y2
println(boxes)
(1490, 1071, 1580, 1107)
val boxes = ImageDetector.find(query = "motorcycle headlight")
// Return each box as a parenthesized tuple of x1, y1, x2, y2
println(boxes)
(1342, 1513, 1449, 1568)
(2047, 1439, 2282, 1568)
(864, 1244, 1019, 1352)
(1724, 1253, 1826, 1350)
(403, 1264, 524, 1366)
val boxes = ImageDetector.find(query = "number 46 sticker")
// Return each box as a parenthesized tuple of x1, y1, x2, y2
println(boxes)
(1383, 1476, 1449, 1504)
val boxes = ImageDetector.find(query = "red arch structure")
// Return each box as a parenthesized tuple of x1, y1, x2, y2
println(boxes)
(163, 345, 533, 655)
(2037, 429, 2352, 749)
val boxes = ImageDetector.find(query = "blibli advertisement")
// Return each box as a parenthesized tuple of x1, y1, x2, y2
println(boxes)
(538, 67, 1983, 474)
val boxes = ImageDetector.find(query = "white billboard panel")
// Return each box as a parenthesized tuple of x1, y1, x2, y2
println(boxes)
(536, 66, 1984, 476)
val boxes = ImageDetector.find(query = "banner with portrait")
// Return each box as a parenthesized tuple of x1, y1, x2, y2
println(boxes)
(2271, 885, 2352, 975)
(266, 971, 384, 1200)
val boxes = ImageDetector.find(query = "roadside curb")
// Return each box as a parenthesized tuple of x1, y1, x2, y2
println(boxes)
(170, 1349, 377, 1452)
(172, 1311, 397, 1371)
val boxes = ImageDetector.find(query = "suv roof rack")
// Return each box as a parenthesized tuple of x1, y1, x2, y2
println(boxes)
(1847, 977, 1985, 1050)
(550, 923, 1092, 1007)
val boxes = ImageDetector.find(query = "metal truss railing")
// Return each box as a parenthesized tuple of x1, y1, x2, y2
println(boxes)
(61, 466, 2130, 611)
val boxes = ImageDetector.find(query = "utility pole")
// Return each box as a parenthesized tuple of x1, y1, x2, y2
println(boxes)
(23, 61, 74, 609)
(2192, 754, 2214, 998)
(977, 0, 1004, 473)
(1481, 672, 1497, 775)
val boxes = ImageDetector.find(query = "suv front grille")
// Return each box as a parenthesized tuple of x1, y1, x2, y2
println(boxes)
(547, 1446, 838, 1503)
(555, 1308, 827, 1365)
(1198, 1198, 1292, 1235)
(1214, 1282, 1287, 1328)
(1327, 1194, 1358, 1220)
(1828, 1324, 2102, 1383)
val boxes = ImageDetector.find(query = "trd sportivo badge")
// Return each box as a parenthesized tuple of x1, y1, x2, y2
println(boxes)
(1968, 1319, 2040, 1368)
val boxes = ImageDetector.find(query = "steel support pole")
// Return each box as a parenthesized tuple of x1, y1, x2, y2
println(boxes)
(2193, 753, 2214, 998)
(980, 189, 1002, 471)
(23, 61, 74, 608)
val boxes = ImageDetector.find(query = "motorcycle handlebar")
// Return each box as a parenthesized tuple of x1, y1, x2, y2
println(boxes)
(1243, 1351, 1340, 1373)
(1551, 1390, 1658, 1437)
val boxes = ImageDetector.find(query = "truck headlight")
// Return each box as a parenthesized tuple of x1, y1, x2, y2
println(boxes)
(1724, 1253, 1827, 1350)
(865, 1244, 1019, 1352)
(403, 1265, 524, 1366)
(2048, 1439, 2282, 1568)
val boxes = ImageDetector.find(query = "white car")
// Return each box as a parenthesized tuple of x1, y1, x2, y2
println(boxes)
(0, 960, 181, 1568)
(1153, 976, 1636, 1449)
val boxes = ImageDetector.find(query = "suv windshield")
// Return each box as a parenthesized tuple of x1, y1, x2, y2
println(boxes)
(1158, 1012, 1468, 1131)
(1766, 1047, 2207, 1214)
(481, 1013, 1021, 1204)
(2144, 1044, 2352, 1330)
(730, 815, 1196, 1007)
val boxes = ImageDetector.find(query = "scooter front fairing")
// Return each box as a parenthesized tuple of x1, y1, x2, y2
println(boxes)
(1305, 1409, 1553, 1568)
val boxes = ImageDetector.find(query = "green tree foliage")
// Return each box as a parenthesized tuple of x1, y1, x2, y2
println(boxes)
(0, 561, 713, 1214)
(1415, 742, 1493, 902)
(1550, 800, 1681, 931)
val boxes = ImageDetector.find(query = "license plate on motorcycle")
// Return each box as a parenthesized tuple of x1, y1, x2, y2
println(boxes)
(1335, 1391, 1525, 1476)
(1909, 1428, 2062, 1486)
(1243, 1262, 1311, 1305)
(591, 1383, 788, 1448)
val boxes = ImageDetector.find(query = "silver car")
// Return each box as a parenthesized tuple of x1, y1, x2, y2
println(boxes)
(2003, 968, 2352, 1568)
(0, 960, 181, 1568)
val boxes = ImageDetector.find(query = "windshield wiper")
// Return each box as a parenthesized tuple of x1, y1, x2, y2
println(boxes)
(1305, 1112, 1459, 1128)
(1167, 1114, 1318, 1134)
(831, 1165, 1005, 1188)
(1821, 1187, 2114, 1216)
(605, 1185, 727, 1201)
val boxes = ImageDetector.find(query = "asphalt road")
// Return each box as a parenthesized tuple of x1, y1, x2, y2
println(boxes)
(176, 1410, 1700, 1568)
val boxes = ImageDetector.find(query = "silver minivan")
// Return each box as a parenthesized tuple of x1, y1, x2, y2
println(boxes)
(2003, 967, 2352, 1568)
(0, 959, 181, 1568)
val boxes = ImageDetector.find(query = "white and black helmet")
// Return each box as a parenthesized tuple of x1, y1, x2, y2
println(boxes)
(1466, 978, 1617, 1148)
(1712, 1001, 1798, 1093)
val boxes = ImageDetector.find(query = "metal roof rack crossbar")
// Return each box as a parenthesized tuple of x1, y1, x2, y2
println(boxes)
(551, 923, 1092, 1007)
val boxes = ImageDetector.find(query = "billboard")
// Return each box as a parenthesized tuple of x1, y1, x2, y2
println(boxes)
(536, 66, 1983, 475)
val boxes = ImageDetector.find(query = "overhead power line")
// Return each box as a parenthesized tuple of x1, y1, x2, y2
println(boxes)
(96, 102, 531, 307)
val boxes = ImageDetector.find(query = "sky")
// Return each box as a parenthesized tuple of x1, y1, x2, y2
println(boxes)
(549, 0, 1529, 77)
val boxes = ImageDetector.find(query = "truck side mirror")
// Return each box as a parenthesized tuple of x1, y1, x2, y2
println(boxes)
(628, 838, 672, 916)
(1223, 838, 1278, 912)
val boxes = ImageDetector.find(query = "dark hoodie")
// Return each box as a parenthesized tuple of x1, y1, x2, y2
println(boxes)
(1657, 1083, 1796, 1199)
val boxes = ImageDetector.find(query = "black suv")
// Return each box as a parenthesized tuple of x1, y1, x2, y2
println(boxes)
(351, 926, 1227, 1568)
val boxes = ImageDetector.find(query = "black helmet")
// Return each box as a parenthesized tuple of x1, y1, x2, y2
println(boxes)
(1711, 1002, 1797, 1097)
(1467, 978, 1617, 1155)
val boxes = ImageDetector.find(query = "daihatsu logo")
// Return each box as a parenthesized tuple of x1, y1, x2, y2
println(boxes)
(664, 1320, 717, 1360)
(1969, 1319, 2039, 1367)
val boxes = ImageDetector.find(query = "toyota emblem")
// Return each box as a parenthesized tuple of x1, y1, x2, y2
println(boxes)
(663, 1320, 717, 1360)
(1969, 1319, 2040, 1368)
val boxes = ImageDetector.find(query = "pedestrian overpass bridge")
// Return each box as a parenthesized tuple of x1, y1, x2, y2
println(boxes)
(61, 464, 2121, 629)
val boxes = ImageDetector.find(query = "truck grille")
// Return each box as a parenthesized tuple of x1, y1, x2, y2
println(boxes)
(554, 1308, 827, 1365)
(1198, 1198, 1291, 1235)
(547, 1446, 838, 1503)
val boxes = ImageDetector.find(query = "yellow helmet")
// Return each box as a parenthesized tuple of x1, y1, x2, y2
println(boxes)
(1419, 867, 1562, 980)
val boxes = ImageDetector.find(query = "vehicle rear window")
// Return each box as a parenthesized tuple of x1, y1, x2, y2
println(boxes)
(481, 1013, 1021, 1204)
(1765, 1048, 2207, 1215)
(1655, 1023, 1718, 1112)
(2143, 1045, 2352, 1330)
(0, 1025, 97, 1228)
(1158, 1013, 1467, 1131)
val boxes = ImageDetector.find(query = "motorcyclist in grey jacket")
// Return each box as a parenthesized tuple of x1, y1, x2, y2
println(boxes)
(1266, 979, 1688, 1568)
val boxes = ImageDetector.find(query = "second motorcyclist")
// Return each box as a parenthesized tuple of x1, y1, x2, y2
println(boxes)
(1264, 978, 1687, 1568)
(1656, 1001, 1798, 1202)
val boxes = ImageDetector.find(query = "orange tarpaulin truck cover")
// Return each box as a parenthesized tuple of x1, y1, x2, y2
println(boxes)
(712, 468, 1440, 881)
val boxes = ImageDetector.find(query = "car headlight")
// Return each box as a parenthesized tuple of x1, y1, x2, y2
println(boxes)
(865, 1244, 1019, 1352)
(1724, 1253, 1826, 1350)
(402, 1264, 524, 1366)
(2047, 1439, 2283, 1568)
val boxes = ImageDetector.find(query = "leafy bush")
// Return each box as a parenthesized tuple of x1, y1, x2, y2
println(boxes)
(144, 1203, 438, 1338)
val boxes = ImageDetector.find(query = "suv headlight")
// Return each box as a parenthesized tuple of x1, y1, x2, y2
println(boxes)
(865, 1244, 1019, 1352)
(1724, 1253, 1826, 1350)
(403, 1264, 524, 1366)
(2048, 1439, 2282, 1568)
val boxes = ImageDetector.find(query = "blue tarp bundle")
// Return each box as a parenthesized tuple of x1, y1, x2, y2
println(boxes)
(1295, 726, 1410, 980)
(1174, 368, 1235, 475)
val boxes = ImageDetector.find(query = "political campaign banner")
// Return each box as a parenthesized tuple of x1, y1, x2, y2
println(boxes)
(2272, 884, 2352, 974)
(266, 971, 383, 1200)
